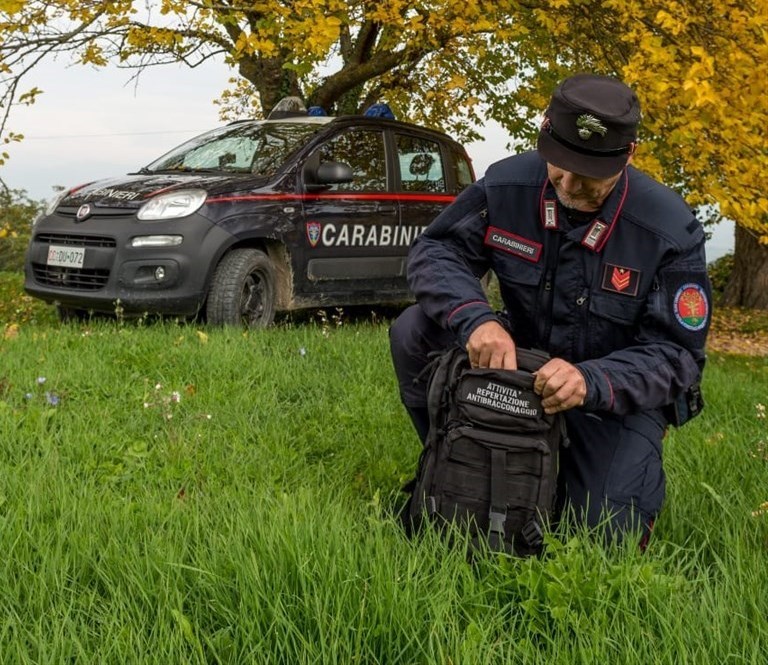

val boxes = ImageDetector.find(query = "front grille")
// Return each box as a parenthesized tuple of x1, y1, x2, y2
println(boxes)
(35, 233, 116, 248)
(32, 264, 110, 290)
(57, 207, 135, 220)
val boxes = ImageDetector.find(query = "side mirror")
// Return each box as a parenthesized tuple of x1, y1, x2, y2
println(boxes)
(316, 161, 353, 184)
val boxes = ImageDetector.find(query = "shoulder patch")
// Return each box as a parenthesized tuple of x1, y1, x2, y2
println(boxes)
(673, 283, 709, 331)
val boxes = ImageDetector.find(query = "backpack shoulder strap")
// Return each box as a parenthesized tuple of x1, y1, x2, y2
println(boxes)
(425, 346, 469, 438)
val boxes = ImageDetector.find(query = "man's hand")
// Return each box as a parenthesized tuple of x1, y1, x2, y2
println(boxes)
(466, 320, 517, 370)
(533, 358, 587, 414)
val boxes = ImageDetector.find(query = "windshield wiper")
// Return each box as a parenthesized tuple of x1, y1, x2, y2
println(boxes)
(148, 167, 223, 174)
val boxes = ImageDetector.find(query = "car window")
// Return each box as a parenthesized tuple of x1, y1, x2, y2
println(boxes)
(452, 151, 474, 191)
(396, 134, 446, 193)
(145, 122, 323, 176)
(316, 129, 387, 192)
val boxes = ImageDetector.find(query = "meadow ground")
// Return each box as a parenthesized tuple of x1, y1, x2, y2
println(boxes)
(1, 272, 767, 663)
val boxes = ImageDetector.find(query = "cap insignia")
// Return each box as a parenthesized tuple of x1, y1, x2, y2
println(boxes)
(576, 114, 607, 140)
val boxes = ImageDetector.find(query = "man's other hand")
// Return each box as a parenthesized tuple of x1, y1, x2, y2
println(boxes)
(466, 320, 517, 370)
(533, 358, 587, 414)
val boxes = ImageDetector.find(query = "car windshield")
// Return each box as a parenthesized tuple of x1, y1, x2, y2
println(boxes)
(143, 121, 326, 176)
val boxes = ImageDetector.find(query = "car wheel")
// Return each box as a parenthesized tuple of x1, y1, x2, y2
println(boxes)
(206, 248, 277, 328)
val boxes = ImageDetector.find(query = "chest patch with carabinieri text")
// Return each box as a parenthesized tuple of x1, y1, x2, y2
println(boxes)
(484, 226, 542, 263)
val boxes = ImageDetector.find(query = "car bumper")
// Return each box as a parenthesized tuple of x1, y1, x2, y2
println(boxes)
(24, 210, 234, 317)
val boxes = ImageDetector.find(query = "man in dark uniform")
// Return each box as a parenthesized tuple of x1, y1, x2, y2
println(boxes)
(389, 73, 711, 542)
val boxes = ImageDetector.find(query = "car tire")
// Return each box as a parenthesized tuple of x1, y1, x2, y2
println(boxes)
(206, 248, 277, 328)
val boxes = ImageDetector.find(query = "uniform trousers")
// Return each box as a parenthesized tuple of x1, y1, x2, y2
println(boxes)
(389, 304, 666, 542)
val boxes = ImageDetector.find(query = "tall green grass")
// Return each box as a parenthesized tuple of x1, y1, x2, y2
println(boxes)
(0, 319, 766, 663)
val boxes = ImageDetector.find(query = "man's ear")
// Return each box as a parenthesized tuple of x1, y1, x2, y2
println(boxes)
(626, 141, 637, 164)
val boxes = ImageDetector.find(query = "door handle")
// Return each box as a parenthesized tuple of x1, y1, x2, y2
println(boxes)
(376, 202, 398, 215)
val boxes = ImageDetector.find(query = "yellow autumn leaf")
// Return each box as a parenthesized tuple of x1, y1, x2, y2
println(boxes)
(0, 0, 25, 12)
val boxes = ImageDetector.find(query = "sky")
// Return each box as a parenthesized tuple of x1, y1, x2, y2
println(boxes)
(2, 56, 734, 261)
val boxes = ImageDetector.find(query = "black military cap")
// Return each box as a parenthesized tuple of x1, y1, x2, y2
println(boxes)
(537, 73, 640, 179)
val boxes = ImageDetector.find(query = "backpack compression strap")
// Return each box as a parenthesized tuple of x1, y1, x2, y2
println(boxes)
(488, 448, 508, 550)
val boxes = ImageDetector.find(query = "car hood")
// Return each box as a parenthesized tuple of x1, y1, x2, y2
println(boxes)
(60, 173, 269, 208)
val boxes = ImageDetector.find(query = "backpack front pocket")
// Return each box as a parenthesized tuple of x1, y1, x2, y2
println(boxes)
(432, 426, 553, 538)
(455, 370, 551, 433)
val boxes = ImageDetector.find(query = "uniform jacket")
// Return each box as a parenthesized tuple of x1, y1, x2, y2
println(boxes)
(408, 151, 711, 416)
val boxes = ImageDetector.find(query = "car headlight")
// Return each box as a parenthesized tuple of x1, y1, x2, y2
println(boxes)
(44, 189, 70, 216)
(137, 189, 207, 221)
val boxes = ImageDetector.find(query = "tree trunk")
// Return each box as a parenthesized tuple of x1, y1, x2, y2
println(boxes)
(721, 223, 768, 309)
(238, 55, 301, 115)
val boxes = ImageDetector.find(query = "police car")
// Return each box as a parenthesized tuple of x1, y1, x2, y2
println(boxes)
(24, 100, 475, 326)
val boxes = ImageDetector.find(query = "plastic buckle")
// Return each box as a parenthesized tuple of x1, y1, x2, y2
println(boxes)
(488, 510, 506, 539)
(521, 519, 543, 547)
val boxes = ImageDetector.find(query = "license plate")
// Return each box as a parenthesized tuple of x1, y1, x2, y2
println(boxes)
(47, 245, 85, 269)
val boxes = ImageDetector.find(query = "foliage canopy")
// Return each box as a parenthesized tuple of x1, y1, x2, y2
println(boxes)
(0, 0, 766, 242)
(0, 187, 42, 272)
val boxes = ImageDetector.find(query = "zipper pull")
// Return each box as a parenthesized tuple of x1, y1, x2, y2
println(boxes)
(544, 270, 552, 291)
(576, 293, 588, 306)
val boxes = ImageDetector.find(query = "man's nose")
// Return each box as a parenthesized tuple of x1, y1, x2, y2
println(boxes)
(559, 171, 582, 193)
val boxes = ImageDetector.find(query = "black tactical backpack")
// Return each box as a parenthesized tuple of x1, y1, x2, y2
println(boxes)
(405, 346, 568, 557)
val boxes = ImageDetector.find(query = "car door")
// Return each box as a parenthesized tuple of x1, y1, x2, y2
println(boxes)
(394, 131, 465, 249)
(297, 126, 409, 301)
